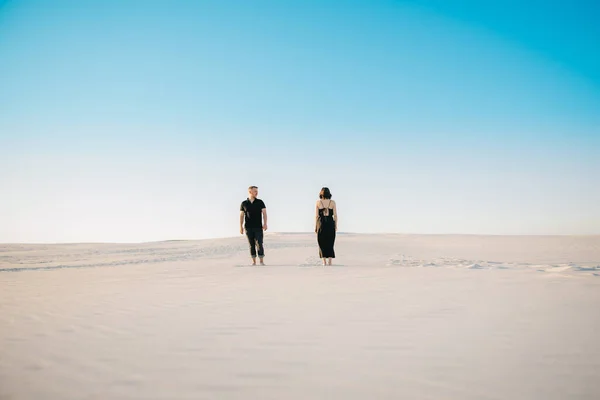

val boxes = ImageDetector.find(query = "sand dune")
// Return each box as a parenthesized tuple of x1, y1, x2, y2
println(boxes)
(1, 233, 599, 399)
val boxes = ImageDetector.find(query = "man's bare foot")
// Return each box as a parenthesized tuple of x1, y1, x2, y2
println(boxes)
(251, 258, 257, 266)
(259, 258, 265, 266)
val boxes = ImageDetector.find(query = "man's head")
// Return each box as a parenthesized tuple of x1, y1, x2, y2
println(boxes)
(248, 186, 258, 199)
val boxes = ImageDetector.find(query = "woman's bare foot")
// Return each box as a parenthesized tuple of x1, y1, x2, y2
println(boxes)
(327, 258, 333, 266)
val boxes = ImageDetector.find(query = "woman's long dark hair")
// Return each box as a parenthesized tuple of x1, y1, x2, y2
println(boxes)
(319, 187, 332, 199)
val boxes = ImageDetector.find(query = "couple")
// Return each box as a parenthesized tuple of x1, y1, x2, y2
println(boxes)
(239, 186, 338, 266)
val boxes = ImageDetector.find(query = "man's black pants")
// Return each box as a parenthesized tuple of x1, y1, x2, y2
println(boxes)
(245, 228, 264, 258)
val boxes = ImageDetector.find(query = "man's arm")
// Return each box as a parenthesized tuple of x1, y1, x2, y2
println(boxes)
(262, 207, 268, 231)
(239, 203, 245, 234)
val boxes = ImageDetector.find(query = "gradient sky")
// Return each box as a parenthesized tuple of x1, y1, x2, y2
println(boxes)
(1, 0, 599, 243)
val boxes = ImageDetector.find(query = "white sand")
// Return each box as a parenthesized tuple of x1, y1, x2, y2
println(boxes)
(1, 233, 599, 400)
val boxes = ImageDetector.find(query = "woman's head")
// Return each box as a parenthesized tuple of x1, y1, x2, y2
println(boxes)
(319, 187, 332, 199)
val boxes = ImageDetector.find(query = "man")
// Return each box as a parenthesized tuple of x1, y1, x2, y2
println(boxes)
(240, 186, 268, 265)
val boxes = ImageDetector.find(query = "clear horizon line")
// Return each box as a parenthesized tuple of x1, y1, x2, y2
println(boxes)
(2, 231, 600, 246)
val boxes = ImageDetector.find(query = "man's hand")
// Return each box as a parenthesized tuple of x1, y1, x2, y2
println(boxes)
(263, 224, 268, 231)
(240, 227, 244, 235)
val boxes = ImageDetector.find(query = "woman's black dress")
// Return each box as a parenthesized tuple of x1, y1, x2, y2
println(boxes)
(316, 202, 336, 258)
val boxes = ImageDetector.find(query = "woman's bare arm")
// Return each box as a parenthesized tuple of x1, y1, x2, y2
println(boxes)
(315, 201, 320, 232)
(333, 200, 338, 230)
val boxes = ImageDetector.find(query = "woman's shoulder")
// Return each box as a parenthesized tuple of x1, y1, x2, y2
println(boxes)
(316, 198, 336, 204)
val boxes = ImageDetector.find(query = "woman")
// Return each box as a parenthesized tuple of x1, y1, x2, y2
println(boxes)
(315, 187, 337, 266)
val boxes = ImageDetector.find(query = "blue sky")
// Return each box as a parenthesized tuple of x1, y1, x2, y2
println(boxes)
(1, 0, 599, 242)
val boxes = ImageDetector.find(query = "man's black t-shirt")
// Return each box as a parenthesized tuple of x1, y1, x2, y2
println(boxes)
(240, 198, 266, 229)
